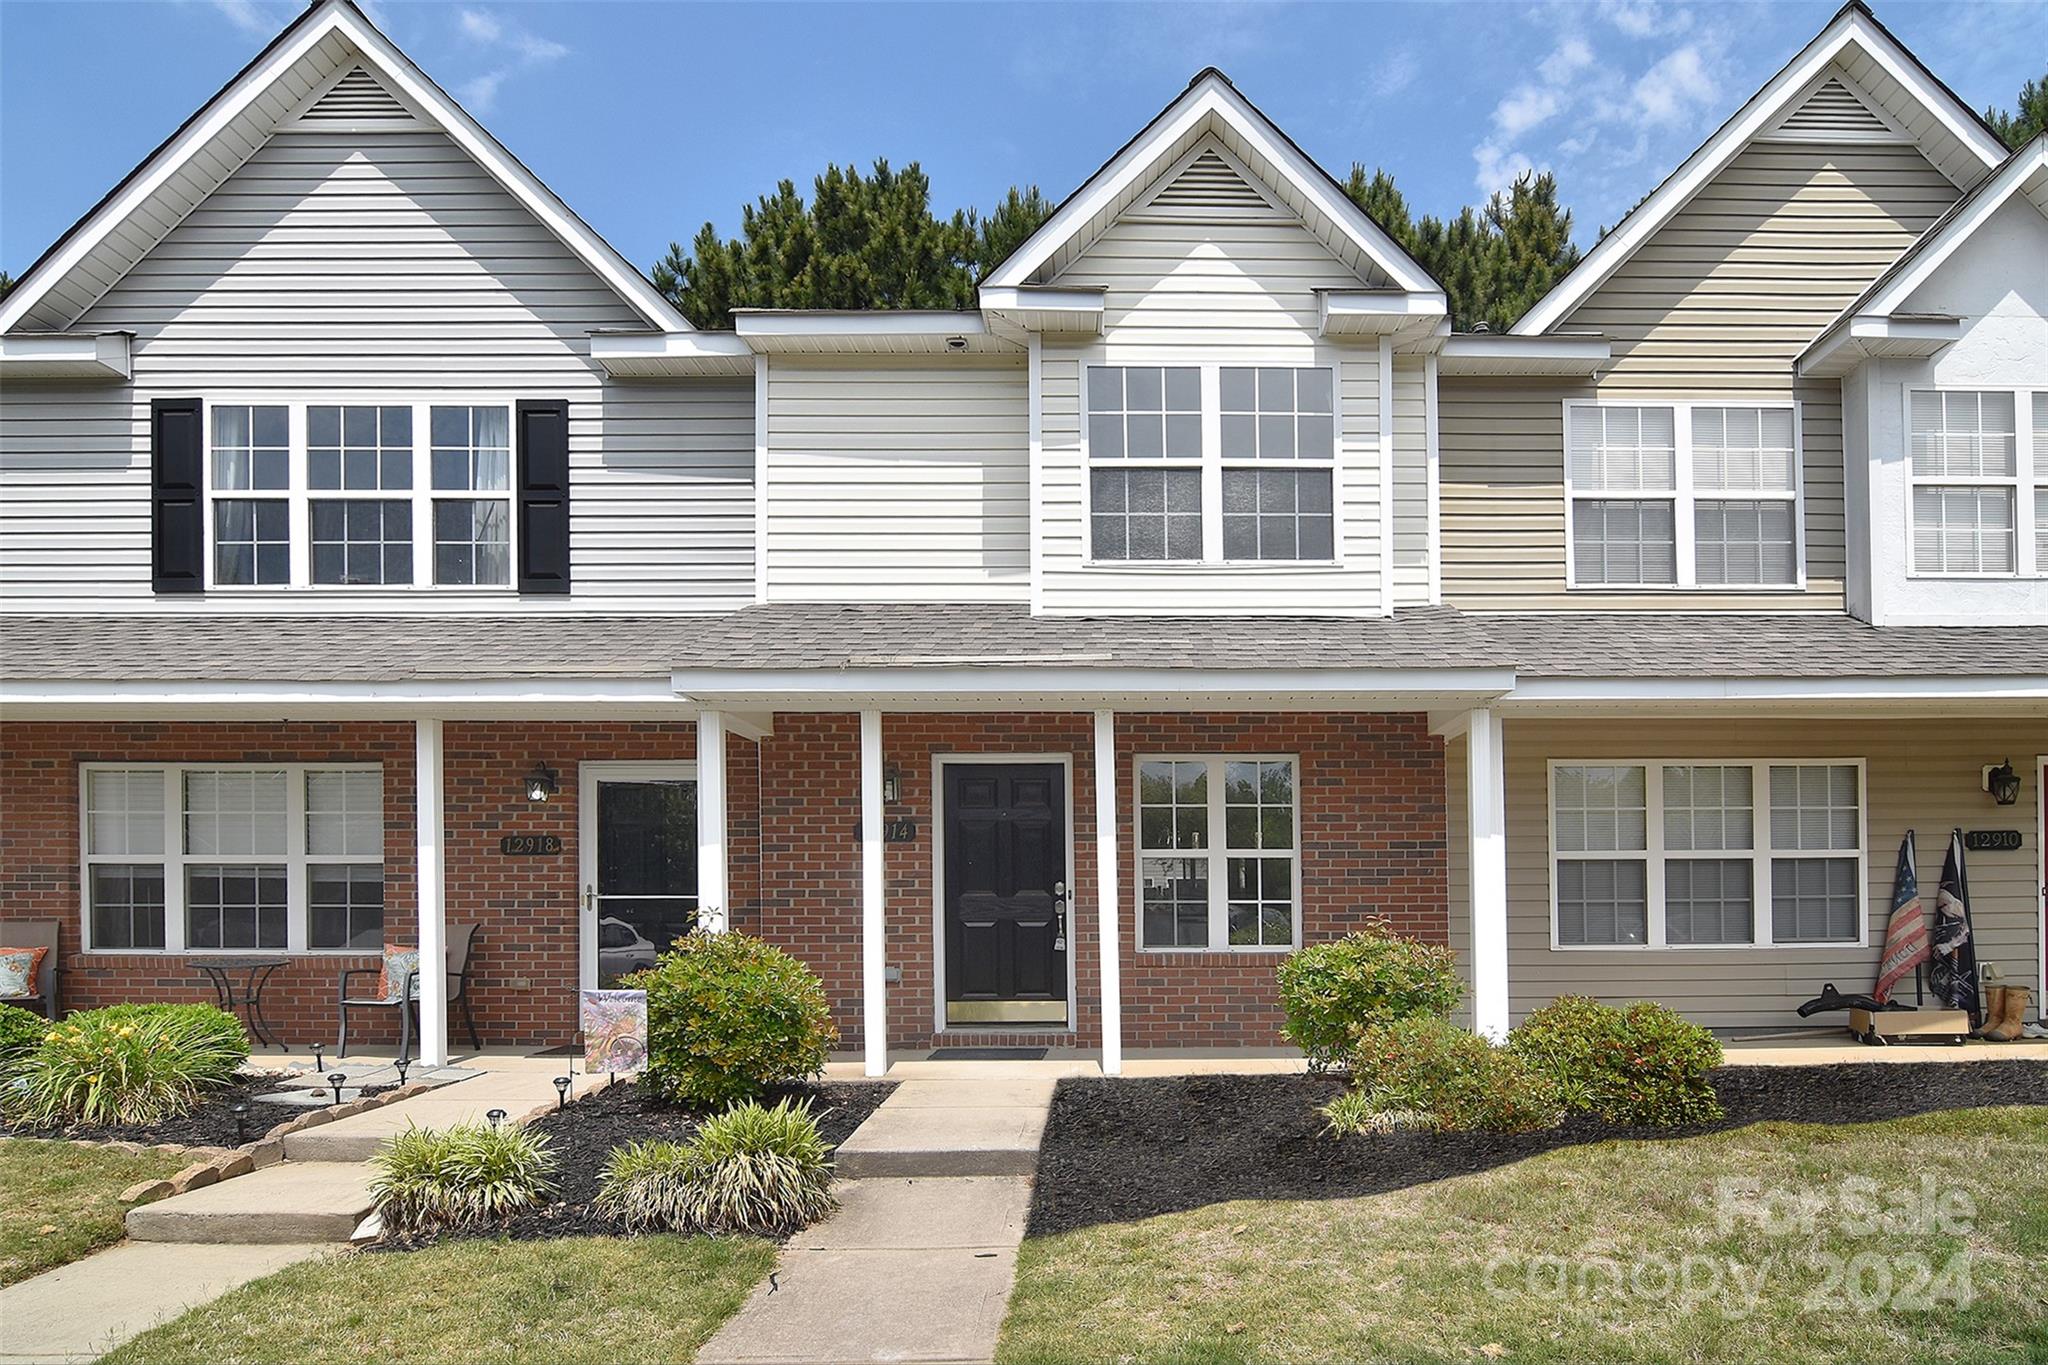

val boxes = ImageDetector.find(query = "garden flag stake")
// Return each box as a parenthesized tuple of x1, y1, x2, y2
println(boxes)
(1927, 830, 1982, 1025)
(1873, 830, 1929, 1003)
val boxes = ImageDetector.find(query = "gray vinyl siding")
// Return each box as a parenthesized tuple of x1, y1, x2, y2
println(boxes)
(1391, 357, 1430, 604)
(0, 129, 754, 612)
(762, 358, 1029, 601)
(1036, 158, 1392, 615)
(1443, 140, 1960, 611)
(1448, 716, 2045, 1031)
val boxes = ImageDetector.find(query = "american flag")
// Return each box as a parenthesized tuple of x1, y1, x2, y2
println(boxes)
(1873, 830, 1929, 1004)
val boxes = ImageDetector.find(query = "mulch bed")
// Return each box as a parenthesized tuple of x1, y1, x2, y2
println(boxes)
(1029, 1060, 2048, 1236)
(378, 1079, 896, 1247)
(0, 1074, 389, 1149)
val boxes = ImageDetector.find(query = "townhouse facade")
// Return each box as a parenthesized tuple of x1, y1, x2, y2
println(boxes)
(1, 0, 2041, 1070)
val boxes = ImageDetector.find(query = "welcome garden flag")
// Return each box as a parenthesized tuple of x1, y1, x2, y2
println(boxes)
(1873, 830, 1930, 1003)
(1927, 830, 1982, 1025)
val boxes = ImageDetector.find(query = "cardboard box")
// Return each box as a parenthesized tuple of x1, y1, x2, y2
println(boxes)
(1847, 1007, 1971, 1044)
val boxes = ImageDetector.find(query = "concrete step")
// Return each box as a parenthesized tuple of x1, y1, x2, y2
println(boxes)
(126, 1161, 376, 1244)
(282, 1070, 601, 1162)
(832, 1079, 1052, 1179)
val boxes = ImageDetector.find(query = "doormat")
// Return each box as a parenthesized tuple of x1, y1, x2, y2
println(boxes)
(927, 1047, 1048, 1061)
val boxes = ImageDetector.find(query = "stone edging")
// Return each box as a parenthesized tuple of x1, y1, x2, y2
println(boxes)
(115, 1080, 440, 1205)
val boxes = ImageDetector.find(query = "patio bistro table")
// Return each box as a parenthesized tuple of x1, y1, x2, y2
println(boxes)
(192, 957, 288, 1048)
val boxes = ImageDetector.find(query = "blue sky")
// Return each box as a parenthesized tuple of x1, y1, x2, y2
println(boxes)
(2, 0, 2043, 279)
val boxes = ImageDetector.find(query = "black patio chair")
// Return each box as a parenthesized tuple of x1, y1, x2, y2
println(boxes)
(336, 923, 482, 1061)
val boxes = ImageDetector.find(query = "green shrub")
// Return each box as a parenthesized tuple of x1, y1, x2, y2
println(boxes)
(1325, 1016, 1562, 1135)
(626, 932, 837, 1106)
(1275, 921, 1463, 1068)
(1510, 996, 1724, 1127)
(0, 1004, 46, 1080)
(369, 1122, 558, 1235)
(3, 1003, 249, 1127)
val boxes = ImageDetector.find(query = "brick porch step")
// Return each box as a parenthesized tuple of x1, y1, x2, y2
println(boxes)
(831, 1077, 1053, 1178)
(126, 1162, 376, 1244)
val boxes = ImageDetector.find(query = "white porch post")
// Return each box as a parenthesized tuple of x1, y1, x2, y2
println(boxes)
(1468, 707, 1510, 1042)
(696, 710, 729, 932)
(859, 710, 887, 1077)
(1093, 709, 1123, 1075)
(414, 718, 449, 1066)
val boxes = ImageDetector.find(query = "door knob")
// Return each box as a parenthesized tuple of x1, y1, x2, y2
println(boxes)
(1053, 880, 1068, 897)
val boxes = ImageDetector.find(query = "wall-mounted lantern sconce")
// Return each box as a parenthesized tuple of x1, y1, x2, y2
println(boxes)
(1983, 760, 2021, 807)
(882, 763, 902, 804)
(525, 762, 561, 803)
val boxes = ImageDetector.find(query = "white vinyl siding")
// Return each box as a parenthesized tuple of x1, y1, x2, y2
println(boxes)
(762, 358, 1029, 601)
(1439, 140, 1960, 610)
(0, 129, 755, 613)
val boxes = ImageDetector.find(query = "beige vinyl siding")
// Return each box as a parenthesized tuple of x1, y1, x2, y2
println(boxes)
(0, 129, 755, 612)
(1443, 139, 1960, 610)
(1036, 143, 1390, 615)
(1391, 357, 1430, 604)
(762, 357, 1029, 601)
(1446, 716, 2044, 1030)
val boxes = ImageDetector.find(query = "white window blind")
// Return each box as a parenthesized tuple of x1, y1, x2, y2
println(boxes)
(1910, 390, 2018, 575)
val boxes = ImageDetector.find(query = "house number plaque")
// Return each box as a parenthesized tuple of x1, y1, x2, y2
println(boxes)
(1963, 830, 2021, 852)
(499, 834, 565, 856)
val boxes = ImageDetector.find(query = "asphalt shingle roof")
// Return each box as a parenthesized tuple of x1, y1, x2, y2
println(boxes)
(1, 606, 2041, 686)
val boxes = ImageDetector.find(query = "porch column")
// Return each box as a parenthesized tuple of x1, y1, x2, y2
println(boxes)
(696, 710, 728, 932)
(1468, 707, 1509, 1041)
(415, 718, 449, 1066)
(1094, 709, 1123, 1075)
(859, 710, 887, 1076)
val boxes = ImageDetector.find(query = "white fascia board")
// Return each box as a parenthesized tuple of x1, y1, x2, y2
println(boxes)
(1503, 675, 2048, 705)
(733, 310, 987, 338)
(0, 331, 131, 379)
(1318, 290, 1449, 338)
(588, 329, 755, 376)
(1512, 9, 2008, 337)
(982, 73, 1437, 296)
(978, 286, 1105, 314)
(0, 677, 688, 719)
(2, 0, 689, 336)
(1436, 333, 1612, 376)
(1799, 313, 1962, 377)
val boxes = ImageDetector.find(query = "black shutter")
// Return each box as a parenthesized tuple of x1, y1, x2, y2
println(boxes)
(151, 398, 205, 594)
(516, 399, 571, 594)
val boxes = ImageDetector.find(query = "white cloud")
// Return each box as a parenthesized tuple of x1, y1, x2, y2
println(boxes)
(451, 7, 568, 112)
(1369, 47, 1419, 100)
(1473, 140, 1540, 199)
(1538, 36, 1596, 85)
(1599, 0, 1694, 40)
(1494, 85, 1564, 139)
(208, 0, 282, 35)
(1633, 44, 1718, 125)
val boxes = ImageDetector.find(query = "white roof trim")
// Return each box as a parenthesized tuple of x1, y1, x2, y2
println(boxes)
(1, 0, 688, 336)
(1503, 675, 2048, 704)
(588, 329, 755, 378)
(1318, 290, 1448, 339)
(1513, 5, 2008, 337)
(732, 310, 988, 338)
(1436, 333, 1612, 376)
(978, 286, 1106, 314)
(1851, 138, 2048, 318)
(0, 331, 131, 379)
(1799, 314, 1963, 377)
(981, 70, 1438, 296)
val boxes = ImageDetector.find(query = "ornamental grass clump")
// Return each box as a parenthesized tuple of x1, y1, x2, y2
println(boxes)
(596, 1098, 835, 1236)
(369, 1121, 558, 1236)
(3, 1002, 249, 1127)
(626, 931, 837, 1106)
(1510, 995, 1725, 1126)
(1275, 920, 1463, 1069)
(1323, 1016, 1563, 1135)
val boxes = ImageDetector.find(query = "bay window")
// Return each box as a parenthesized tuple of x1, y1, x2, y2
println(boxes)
(1137, 755, 1300, 951)
(1088, 363, 1338, 564)
(81, 764, 385, 953)
(1550, 759, 1863, 949)
(1565, 401, 1802, 589)
(202, 399, 517, 590)
(1907, 388, 2043, 577)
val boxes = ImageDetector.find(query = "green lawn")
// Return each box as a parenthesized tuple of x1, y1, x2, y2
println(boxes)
(0, 1138, 188, 1285)
(101, 1234, 776, 1365)
(998, 1106, 2048, 1364)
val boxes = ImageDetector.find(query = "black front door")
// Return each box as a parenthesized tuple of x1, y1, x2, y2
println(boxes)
(943, 763, 1068, 1025)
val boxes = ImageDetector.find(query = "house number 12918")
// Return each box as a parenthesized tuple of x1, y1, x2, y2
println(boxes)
(500, 834, 564, 856)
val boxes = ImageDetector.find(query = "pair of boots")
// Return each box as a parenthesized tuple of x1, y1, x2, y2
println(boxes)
(1975, 985, 2035, 1041)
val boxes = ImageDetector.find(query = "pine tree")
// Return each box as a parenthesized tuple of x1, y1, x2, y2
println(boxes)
(653, 164, 1051, 328)
(1985, 72, 2047, 150)
(0, 270, 14, 301)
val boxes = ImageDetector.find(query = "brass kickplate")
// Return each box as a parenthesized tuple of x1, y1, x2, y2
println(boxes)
(946, 999, 1068, 1024)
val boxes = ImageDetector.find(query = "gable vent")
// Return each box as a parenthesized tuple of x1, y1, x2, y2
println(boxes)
(1769, 76, 1896, 140)
(1149, 149, 1272, 210)
(300, 67, 412, 123)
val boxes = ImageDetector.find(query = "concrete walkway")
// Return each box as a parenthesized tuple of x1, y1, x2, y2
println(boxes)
(0, 1241, 331, 1365)
(700, 1078, 1053, 1365)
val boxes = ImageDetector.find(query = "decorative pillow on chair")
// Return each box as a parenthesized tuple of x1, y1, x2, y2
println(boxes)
(377, 948, 422, 1002)
(0, 946, 47, 1000)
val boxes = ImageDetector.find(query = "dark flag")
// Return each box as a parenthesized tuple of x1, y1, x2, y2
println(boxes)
(1927, 830, 1982, 1025)
(1873, 830, 1929, 1003)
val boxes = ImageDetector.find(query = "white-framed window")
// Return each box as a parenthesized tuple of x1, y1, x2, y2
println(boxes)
(202, 399, 517, 590)
(1087, 362, 1340, 565)
(1564, 400, 1803, 590)
(1136, 755, 1300, 951)
(80, 764, 385, 953)
(1907, 388, 2044, 578)
(1548, 759, 1864, 950)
